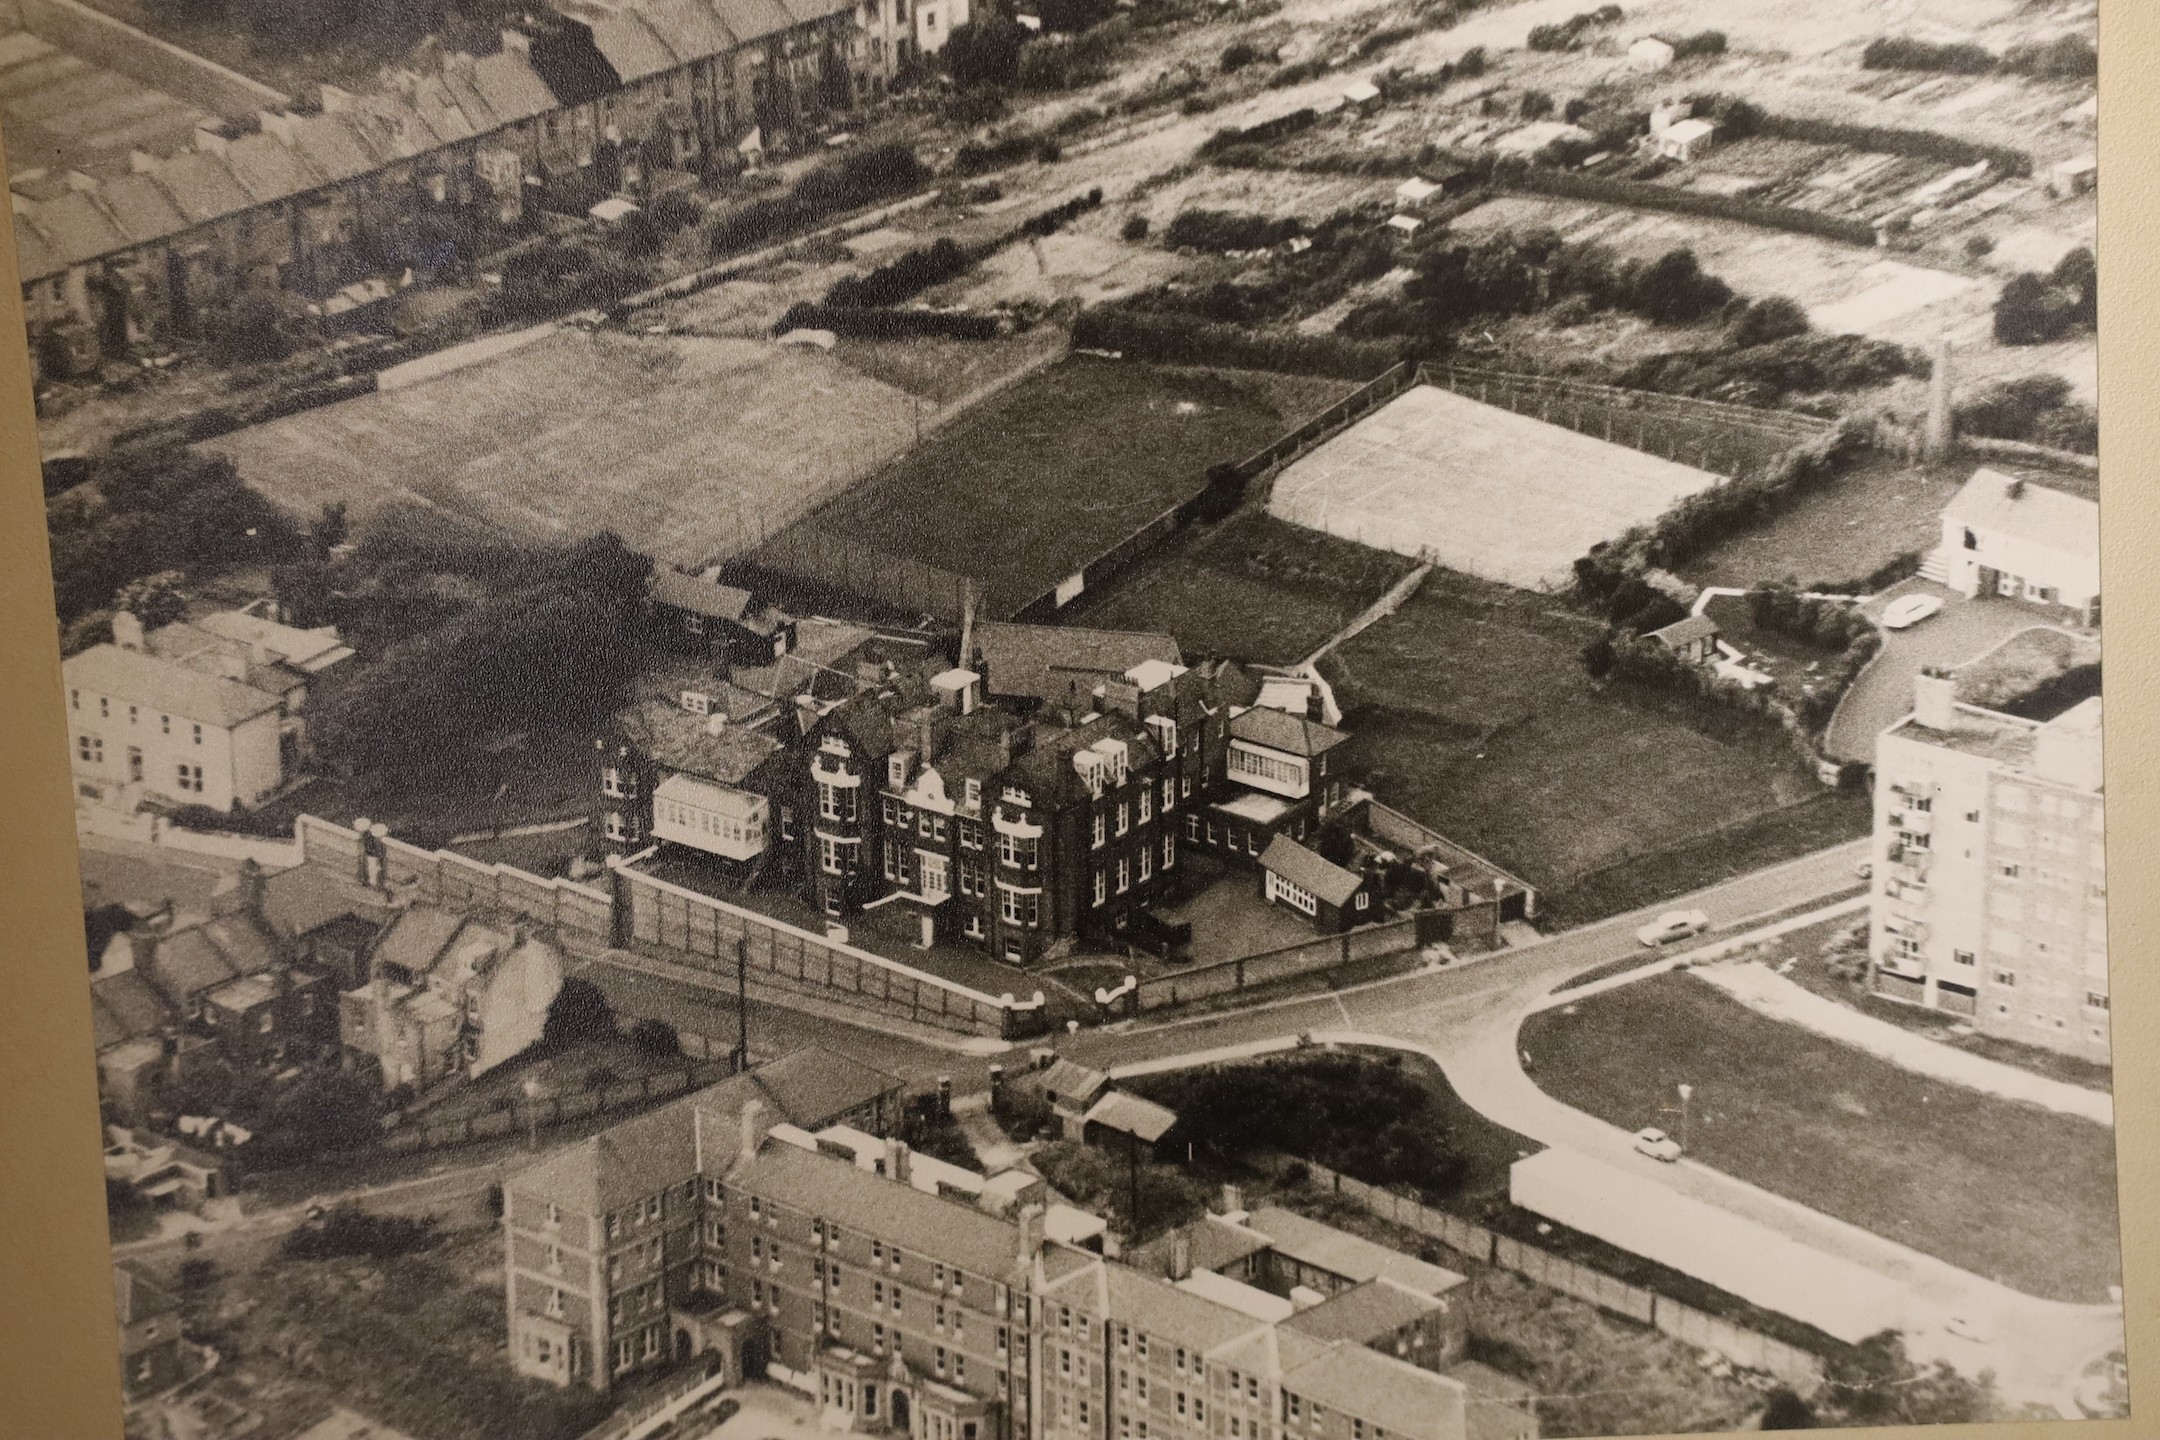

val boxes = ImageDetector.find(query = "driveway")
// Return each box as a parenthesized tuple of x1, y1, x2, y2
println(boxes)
(1822, 582, 2074, 764)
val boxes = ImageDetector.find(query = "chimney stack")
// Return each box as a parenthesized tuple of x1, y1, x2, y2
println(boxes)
(1219, 1183, 1244, 1216)
(112, 611, 145, 652)
(883, 1136, 912, 1186)
(1912, 668, 1958, 731)
(1017, 1203, 1045, 1267)
(740, 1099, 769, 1164)
(1923, 336, 1954, 462)
(1169, 1231, 1192, 1282)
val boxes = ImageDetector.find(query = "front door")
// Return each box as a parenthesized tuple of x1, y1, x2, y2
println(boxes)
(891, 1389, 911, 1433)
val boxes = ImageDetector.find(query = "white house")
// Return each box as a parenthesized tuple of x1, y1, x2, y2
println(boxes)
(63, 644, 285, 813)
(1938, 469, 2100, 625)
(1655, 117, 1717, 163)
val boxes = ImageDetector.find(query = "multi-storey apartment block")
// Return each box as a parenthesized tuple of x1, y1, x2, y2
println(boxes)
(1869, 671, 2108, 1063)
(504, 1053, 1535, 1440)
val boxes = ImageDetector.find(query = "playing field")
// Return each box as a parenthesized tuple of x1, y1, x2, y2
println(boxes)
(207, 329, 922, 568)
(1268, 385, 1726, 590)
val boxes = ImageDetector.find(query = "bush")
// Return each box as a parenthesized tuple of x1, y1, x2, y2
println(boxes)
(1954, 374, 2078, 441)
(1268, 57, 1330, 88)
(628, 1018, 681, 1057)
(1219, 39, 1262, 72)
(282, 1204, 438, 1261)
(1518, 89, 1555, 120)
(1994, 271, 2083, 345)
(944, 87, 1011, 126)
(1861, 36, 1996, 74)
(1616, 330, 1927, 405)
(1454, 45, 1486, 78)
(945, 16, 1030, 89)
(1122, 214, 1151, 241)
(1999, 35, 2096, 78)
(1072, 307, 1407, 378)
(773, 303, 999, 341)
(1746, 582, 1871, 649)
(542, 977, 616, 1049)
(1527, 5, 1622, 52)
(826, 237, 973, 307)
(1164, 208, 1303, 252)
(1724, 294, 1811, 349)
(1671, 29, 1726, 59)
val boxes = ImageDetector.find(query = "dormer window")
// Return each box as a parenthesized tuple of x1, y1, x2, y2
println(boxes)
(682, 691, 711, 715)
(965, 778, 982, 808)
(890, 755, 909, 788)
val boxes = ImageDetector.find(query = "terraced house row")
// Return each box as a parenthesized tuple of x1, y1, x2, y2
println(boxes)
(504, 1050, 1536, 1440)
(11, 0, 939, 380)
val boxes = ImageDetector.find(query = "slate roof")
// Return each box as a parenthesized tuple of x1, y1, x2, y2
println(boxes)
(141, 927, 240, 1005)
(1282, 1343, 1467, 1440)
(115, 1261, 178, 1330)
(1258, 835, 1366, 908)
(1280, 1277, 1441, 1345)
(1230, 705, 1348, 758)
(1944, 468, 2099, 558)
(369, 907, 469, 979)
(1038, 1058, 1109, 1107)
(1646, 613, 1719, 649)
(258, 863, 393, 943)
(63, 644, 282, 729)
(736, 1138, 1025, 1278)
(974, 623, 1182, 707)
(1244, 1206, 1466, 1296)
(651, 569, 757, 621)
(1084, 1090, 1178, 1144)
(622, 697, 785, 785)
(92, 970, 175, 1048)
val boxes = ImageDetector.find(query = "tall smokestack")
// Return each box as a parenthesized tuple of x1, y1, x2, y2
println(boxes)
(1923, 336, 1954, 462)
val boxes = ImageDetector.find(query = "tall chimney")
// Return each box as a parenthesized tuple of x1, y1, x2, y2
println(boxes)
(1911, 668, 1958, 731)
(740, 1099, 769, 1164)
(1220, 1183, 1243, 1215)
(1170, 1231, 1192, 1282)
(884, 1136, 912, 1186)
(1017, 1203, 1045, 1267)
(1923, 336, 1954, 462)
(112, 611, 145, 652)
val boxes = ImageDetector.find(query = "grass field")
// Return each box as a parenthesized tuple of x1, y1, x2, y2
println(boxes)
(209, 331, 921, 569)
(1521, 971, 2123, 1303)
(801, 356, 1351, 616)
(1323, 567, 1825, 894)
(1070, 509, 1419, 665)
(1676, 455, 1969, 592)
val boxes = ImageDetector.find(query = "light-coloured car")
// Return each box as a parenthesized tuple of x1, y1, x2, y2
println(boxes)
(1633, 1127, 1682, 1162)
(1636, 910, 1711, 947)
(1855, 860, 1874, 881)
(1881, 594, 1945, 630)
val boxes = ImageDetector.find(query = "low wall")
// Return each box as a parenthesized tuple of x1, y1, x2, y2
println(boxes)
(15, 0, 288, 117)
(1285, 1157, 1827, 1394)
(1126, 917, 1420, 1014)
(296, 814, 616, 948)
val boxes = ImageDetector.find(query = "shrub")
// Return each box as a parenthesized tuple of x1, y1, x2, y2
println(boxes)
(1724, 294, 1811, 349)
(1527, 5, 1622, 52)
(1356, 23, 1415, 58)
(1122, 214, 1151, 241)
(1994, 271, 2083, 345)
(1454, 45, 1486, 78)
(1860, 36, 1996, 74)
(281, 1204, 438, 1261)
(628, 1018, 681, 1057)
(945, 16, 1030, 89)
(1072, 307, 1406, 378)
(1163, 208, 1303, 252)
(543, 977, 615, 1049)
(1220, 39, 1262, 71)
(773, 303, 999, 340)
(1268, 57, 1329, 88)
(944, 86, 1011, 126)
(1518, 89, 1555, 120)
(1671, 29, 1726, 59)
(826, 237, 973, 307)
(1998, 35, 2096, 78)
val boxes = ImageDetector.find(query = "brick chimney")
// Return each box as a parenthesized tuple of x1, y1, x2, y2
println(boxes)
(1169, 1231, 1192, 1282)
(1017, 1203, 1045, 1267)
(112, 611, 145, 652)
(883, 1135, 912, 1186)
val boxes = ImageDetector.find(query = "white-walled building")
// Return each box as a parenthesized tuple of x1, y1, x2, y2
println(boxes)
(63, 643, 285, 813)
(1869, 673, 2107, 1064)
(1937, 469, 2100, 625)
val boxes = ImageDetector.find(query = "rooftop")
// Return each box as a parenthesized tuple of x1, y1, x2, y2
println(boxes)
(1243, 1206, 1467, 1297)
(1944, 468, 2099, 558)
(621, 695, 785, 785)
(1082, 1090, 1179, 1143)
(1176, 1269, 1294, 1323)
(63, 643, 283, 729)
(1647, 613, 1719, 648)
(650, 569, 758, 621)
(1280, 1277, 1442, 1345)
(1258, 835, 1367, 908)
(975, 623, 1183, 709)
(1229, 705, 1349, 759)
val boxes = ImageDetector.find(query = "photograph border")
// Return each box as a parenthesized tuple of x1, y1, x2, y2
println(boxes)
(1, 4, 2156, 1436)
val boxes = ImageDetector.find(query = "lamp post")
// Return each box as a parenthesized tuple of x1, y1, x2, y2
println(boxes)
(1677, 1083, 1693, 1154)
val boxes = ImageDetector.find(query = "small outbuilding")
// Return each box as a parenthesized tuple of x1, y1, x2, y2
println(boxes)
(1628, 36, 1675, 71)
(1258, 834, 1381, 932)
(1644, 612, 1720, 664)
(1655, 117, 1717, 163)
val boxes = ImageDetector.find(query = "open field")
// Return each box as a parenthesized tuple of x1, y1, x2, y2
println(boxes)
(208, 331, 921, 569)
(1676, 455, 1966, 591)
(798, 356, 1351, 616)
(1066, 508, 1418, 665)
(1521, 970, 2123, 1303)
(1324, 567, 1822, 893)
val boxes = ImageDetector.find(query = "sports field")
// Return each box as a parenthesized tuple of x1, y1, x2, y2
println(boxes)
(1268, 385, 1726, 590)
(802, 356, 1350, 616)
(207, 330, 922, 568)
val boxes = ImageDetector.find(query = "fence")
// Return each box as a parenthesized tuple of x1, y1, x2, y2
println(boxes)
(614, 863, 1049, 1038)
(746, 525, 976, 622)
(1127, 917, 1420, 1013)
(1007, 363, 1416, 622)
(296, 814, 616, 947)
(1286, 1158, 1827, 1394)
(1416, 363, 1830, 477)
(381, 1061, 717, 1155)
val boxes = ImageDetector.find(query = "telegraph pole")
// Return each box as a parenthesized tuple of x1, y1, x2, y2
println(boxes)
(733, 938, 751, 1074)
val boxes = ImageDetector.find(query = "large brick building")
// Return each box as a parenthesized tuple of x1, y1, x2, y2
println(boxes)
(503, 1055, 1536, 1440)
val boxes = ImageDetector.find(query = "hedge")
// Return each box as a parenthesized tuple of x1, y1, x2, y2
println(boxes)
(1070, 308, 1407, 379)
(1496, 163, 1880, 245)
(772, 303, 998, 340)
(1690, 95, 2032, 178)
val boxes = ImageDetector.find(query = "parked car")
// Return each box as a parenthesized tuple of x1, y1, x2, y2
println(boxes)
(1881, 594, 1945, 630)
(1636, 910, 1711, 947)
(1633, 1127, 1682, 1162)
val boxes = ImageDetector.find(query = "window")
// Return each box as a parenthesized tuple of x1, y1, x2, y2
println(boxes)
(1093, 812, 1106, 849)
(1138, 789, 1153, 824)
(546, 1286, 563, 1316)
(192, 724, 202, 746)
(820, 836, 845, 875)
(1953, 949, 1976, 966)
(1993, 969, 2017, 988)
(2000, 862, 2022, 879)
(1116, 801, 1130, 836)
(1161, 777, 1175, 811)
(1138, 847, 1152, 883)
(176, 764, 204, 794)
(960, 820, 983, 851)
(2086, 992, 2109, 1011)
(819, 781, 857, 824)
(77, 735, 102, 765)
(1116, 858, 1131, 894)
(602, 766, 627, 797)
(999, 829, 1039, 869)
(999, 885, 1040, 927)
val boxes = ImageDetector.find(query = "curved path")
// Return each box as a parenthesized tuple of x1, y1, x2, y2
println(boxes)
(1066, 838, 2121, 1414)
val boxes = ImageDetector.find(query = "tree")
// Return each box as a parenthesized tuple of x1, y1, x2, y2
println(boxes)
(1726, 294, 1810, 349)
(1993, 271, 2082, 345)
(628, 1017, 681, 1057)
(1818, 1331, 1996, 1427)
(112, 571, 189, 629)
(543, 977, 616, 1049)
(309, 500, 350, 556)
(945, 17, 1030, 89)
(1629, 247, 1734, 323)
(1759, 1388, 1816, 1428)
(273, 560, 337, 629)
(203, 291, 292, 367)
(2052, 245, 2098, 330)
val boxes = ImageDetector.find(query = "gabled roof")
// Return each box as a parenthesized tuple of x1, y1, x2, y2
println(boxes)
(634, 0, 741, 56)
(650, 569, 757, 621)
(62, 644, 282, 729)
(1280, 1277, 1441, 1345)
(222, 132, 323, 202)
(93, 970, 175, 1048)
(1944, 468, 2099, 558)
(96, 174, 189, 246)
(1229, 705, 1349, 758)
(750, 1045, 903, 1126)
(584, 9, 683, 81)
(1259, 835, 1366, 908)
(1646, 613, 1719, 648)
(1281, 1341, 1467, 1438)
(27, 191, 127, 266)
(1242, 1206, 1466, 1297)
(258, 863, 393, 943)
(194, 610, 353, 672)
(152, 151, 254, 225)
(975, 623, 1182, 707)
(710, 0, 800, 43)
(369, 907, 470, 979)
(1084, 1090, 1178, 1143)
(141, 927, 240, 1005)
(115, 1261, 178, 1330)
(735, 1137, 1023, 1279)
(622, 697, 784, 785)
(1039, 1058, 1110, 1105)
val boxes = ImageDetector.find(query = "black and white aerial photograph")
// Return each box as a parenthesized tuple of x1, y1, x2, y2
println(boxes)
(1, 0, 2116, 1430)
